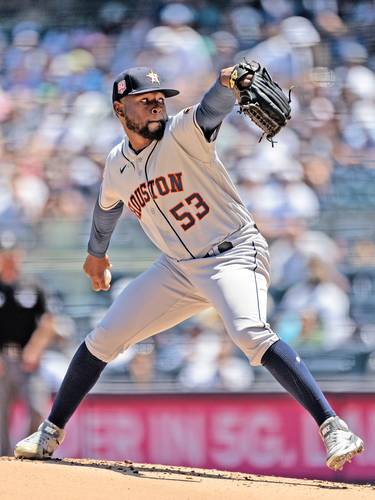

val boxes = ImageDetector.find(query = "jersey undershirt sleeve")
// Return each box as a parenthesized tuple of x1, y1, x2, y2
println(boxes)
(195, 78, 236, 141)
(87, 153, 124, 258)
(87, 198, 124, 258)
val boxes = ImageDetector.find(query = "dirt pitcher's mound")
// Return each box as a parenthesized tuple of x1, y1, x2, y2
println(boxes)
(0, 457, 374, 500)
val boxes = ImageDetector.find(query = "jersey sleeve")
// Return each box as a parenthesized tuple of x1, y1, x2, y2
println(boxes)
(169, 105, 215, 161)
(99, 152, 122, 210)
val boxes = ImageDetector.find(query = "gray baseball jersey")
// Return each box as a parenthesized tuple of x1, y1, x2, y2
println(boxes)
(99, 105, 254, 260)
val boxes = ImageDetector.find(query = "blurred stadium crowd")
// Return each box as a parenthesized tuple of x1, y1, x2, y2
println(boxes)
(1, 0, 375, 391)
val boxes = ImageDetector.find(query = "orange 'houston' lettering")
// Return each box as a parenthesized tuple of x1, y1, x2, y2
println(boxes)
(168, 172, 183, 192)
(134, 187, 146, 207)
(128, 195, 142, 218)
(140, 182, 150, 203)
(148, 179, 157, 199)
(155, 176, 170, 196)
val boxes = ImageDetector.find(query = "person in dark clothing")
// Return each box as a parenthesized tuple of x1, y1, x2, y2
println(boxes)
(0, 233, 56, 455)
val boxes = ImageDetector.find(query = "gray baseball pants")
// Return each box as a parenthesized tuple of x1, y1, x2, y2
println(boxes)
(86, 224, 279, 366)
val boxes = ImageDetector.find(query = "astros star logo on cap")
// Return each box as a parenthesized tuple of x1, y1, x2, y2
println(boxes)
(146, 70, 160, 85)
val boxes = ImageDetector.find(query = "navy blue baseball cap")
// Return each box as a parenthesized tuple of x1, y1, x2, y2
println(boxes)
(112, 67, 180, 102)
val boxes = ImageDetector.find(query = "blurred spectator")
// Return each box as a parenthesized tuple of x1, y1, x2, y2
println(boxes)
(269, 219, 343, 294)
(128, 349, 156, 388)
(0, 231, 60, 455)
(136, 2, 214, 106)
(277, 256, 354, 349)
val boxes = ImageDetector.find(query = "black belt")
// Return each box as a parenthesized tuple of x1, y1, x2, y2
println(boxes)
(204, 241, 234, 258)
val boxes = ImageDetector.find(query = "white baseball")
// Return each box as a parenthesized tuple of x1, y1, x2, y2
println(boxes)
(104, 268, 112, 288)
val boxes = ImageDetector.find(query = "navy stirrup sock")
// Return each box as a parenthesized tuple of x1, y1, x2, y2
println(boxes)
(261, 339, 335, 426)
(48, 342, 107, 429)
(49, 339, 334, 429)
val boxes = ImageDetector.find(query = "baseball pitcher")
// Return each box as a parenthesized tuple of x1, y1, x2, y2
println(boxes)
(14, 64, 363, 471)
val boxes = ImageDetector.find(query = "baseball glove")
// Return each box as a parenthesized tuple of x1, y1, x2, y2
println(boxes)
(229, 60, 292, 145)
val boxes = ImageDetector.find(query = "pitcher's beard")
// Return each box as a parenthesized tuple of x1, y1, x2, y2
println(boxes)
(125, 116, 167, 141)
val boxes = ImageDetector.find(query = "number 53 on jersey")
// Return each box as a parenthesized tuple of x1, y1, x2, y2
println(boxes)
(170, 193, 210, 231)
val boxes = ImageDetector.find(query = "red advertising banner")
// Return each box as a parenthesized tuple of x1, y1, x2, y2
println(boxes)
(10, 393, 375, 481)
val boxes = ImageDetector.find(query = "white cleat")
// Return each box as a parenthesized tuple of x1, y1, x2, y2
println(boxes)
(320, 416, 364, 471)
(14, 420, 65, 459)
